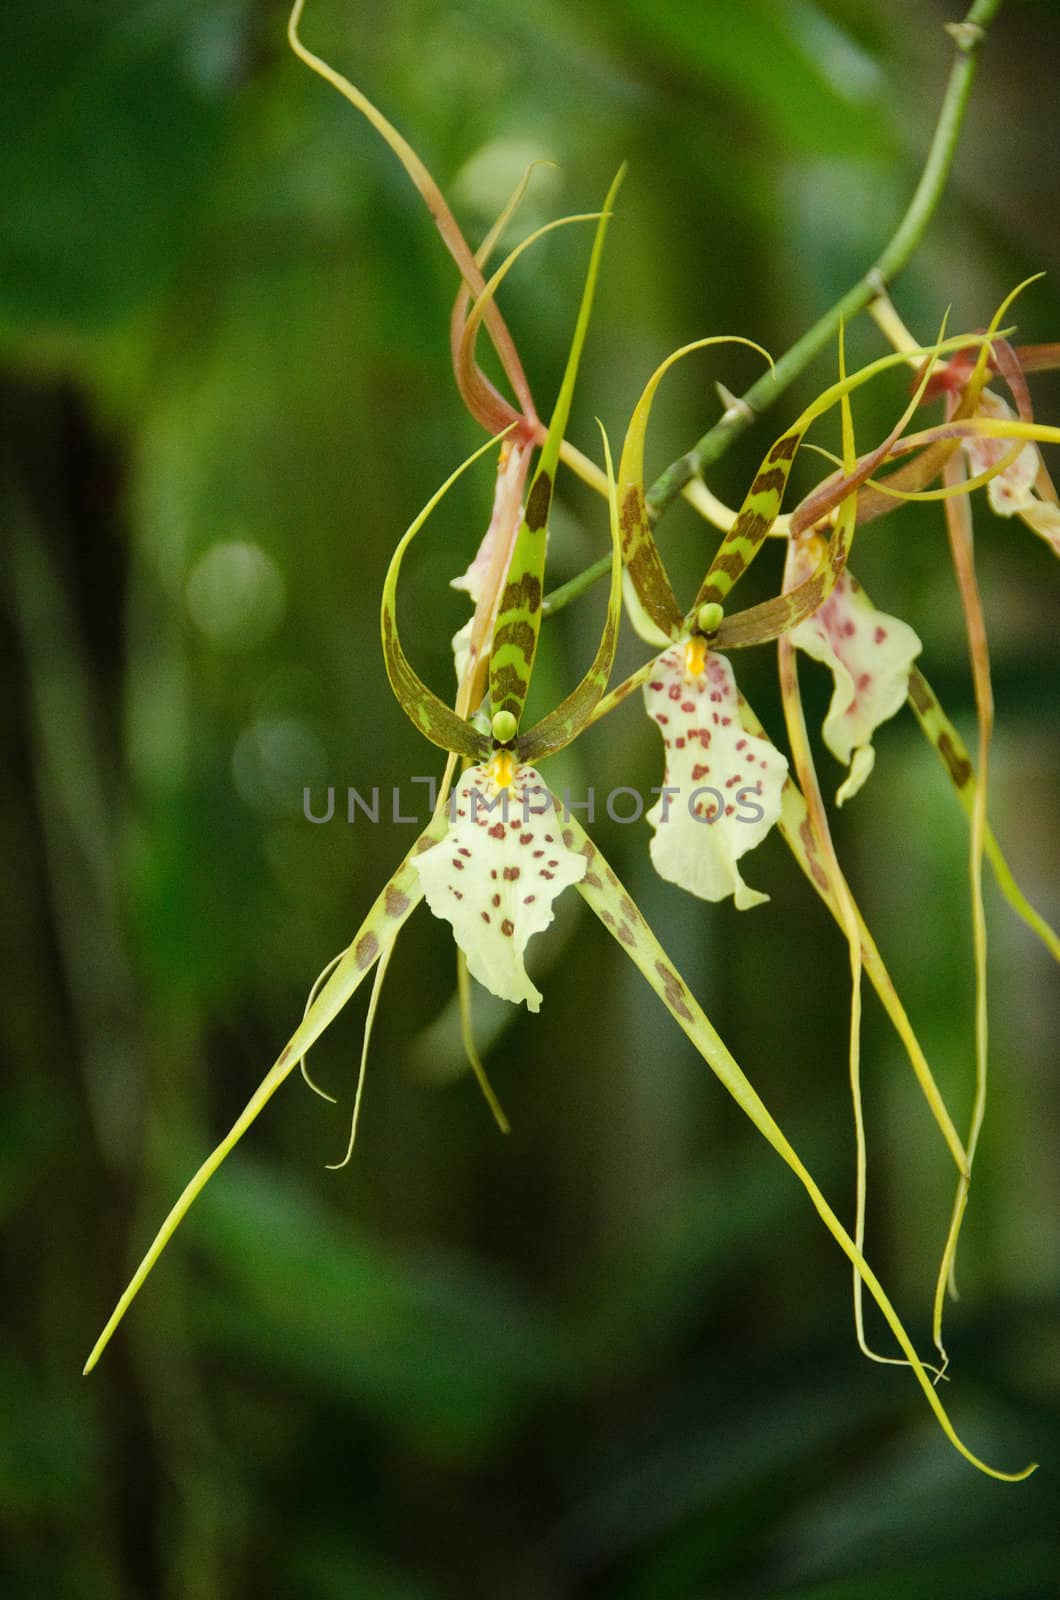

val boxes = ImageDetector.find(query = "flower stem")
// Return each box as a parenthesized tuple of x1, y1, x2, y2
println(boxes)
(646, 0, 1006, 519)
(543, 0, 1007, 624)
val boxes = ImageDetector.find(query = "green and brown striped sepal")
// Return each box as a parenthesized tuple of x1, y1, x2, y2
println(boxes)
(616, 336, 773, 645)
(692, 422, 804, 616)
(690, 313, 974, 620)
(488, 167, 625, 730)
(518, 425, 623, 761)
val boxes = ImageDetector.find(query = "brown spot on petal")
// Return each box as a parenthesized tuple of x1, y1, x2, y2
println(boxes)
(654, 959, 693, 1021)
(503, 866, 520, 881)
(493, 618, 537, 656)
(938, 732, 972, 790)
(385, 886, 410, 917)
(906, 673, 934, 714)
(356, 933, 379, 969)
(750, 465, 787, 499)
(525, 471, 552, 531)
(501, 573, 542, 615)
(500, 919, 514, 937)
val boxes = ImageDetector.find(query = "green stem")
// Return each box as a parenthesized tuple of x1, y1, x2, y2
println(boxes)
(542, 0, 1004, 621)
(646, 0, 1004, 518)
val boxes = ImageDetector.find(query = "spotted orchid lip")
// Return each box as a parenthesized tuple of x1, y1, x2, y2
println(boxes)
(644, 645, 788, 909)
(413, 763, 587, 1012)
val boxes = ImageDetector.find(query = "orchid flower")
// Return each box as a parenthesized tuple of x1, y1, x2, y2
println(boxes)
(602, 324, 963, 903)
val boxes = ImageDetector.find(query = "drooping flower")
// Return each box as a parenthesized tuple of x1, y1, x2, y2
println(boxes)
(643, 638, 788, 908)
(786, 532, 922, 804)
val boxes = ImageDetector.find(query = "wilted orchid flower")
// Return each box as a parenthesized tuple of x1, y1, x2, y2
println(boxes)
(963, 388, 1060, 556)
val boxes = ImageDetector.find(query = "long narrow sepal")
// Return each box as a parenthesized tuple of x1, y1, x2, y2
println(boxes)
(771, 774, 970, 1178)
(929, 448, 992, 1353)
(456, 210, 608, 435)
(692, 327, 999, 616)
(616, 338, 772, 644)
(288, 0, 533, 426)
(778, 367, 907, 1371)
(450, 161, 555, 433)
(692, 418, 808, 614)
(517, 423, 623, 761)
(381, 432, 513, 760)
(905, 668, 1060, 960)
(488, 168, 625, 728)
(83, 820, 445, 1374)
(558, 811, 1034, 1483)
(704, 318, 951, 659)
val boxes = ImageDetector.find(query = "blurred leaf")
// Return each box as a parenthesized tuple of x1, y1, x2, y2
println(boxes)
(0, 1, 236, 331)
(187, 1155, 575, 1460)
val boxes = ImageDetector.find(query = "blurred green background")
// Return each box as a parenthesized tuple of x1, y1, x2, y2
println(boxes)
(2, 1, 1058, 1595)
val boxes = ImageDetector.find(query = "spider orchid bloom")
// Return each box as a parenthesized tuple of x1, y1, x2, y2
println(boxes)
(785, 532, 922, 804)
(379, 180, 624, 1015)
(614, 329, 950, 902)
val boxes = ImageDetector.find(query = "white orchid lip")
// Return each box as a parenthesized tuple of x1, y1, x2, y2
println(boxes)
(788, 535, 922, 804)
(413, 757, 586, 1011)
(644, 642, 787, 909)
